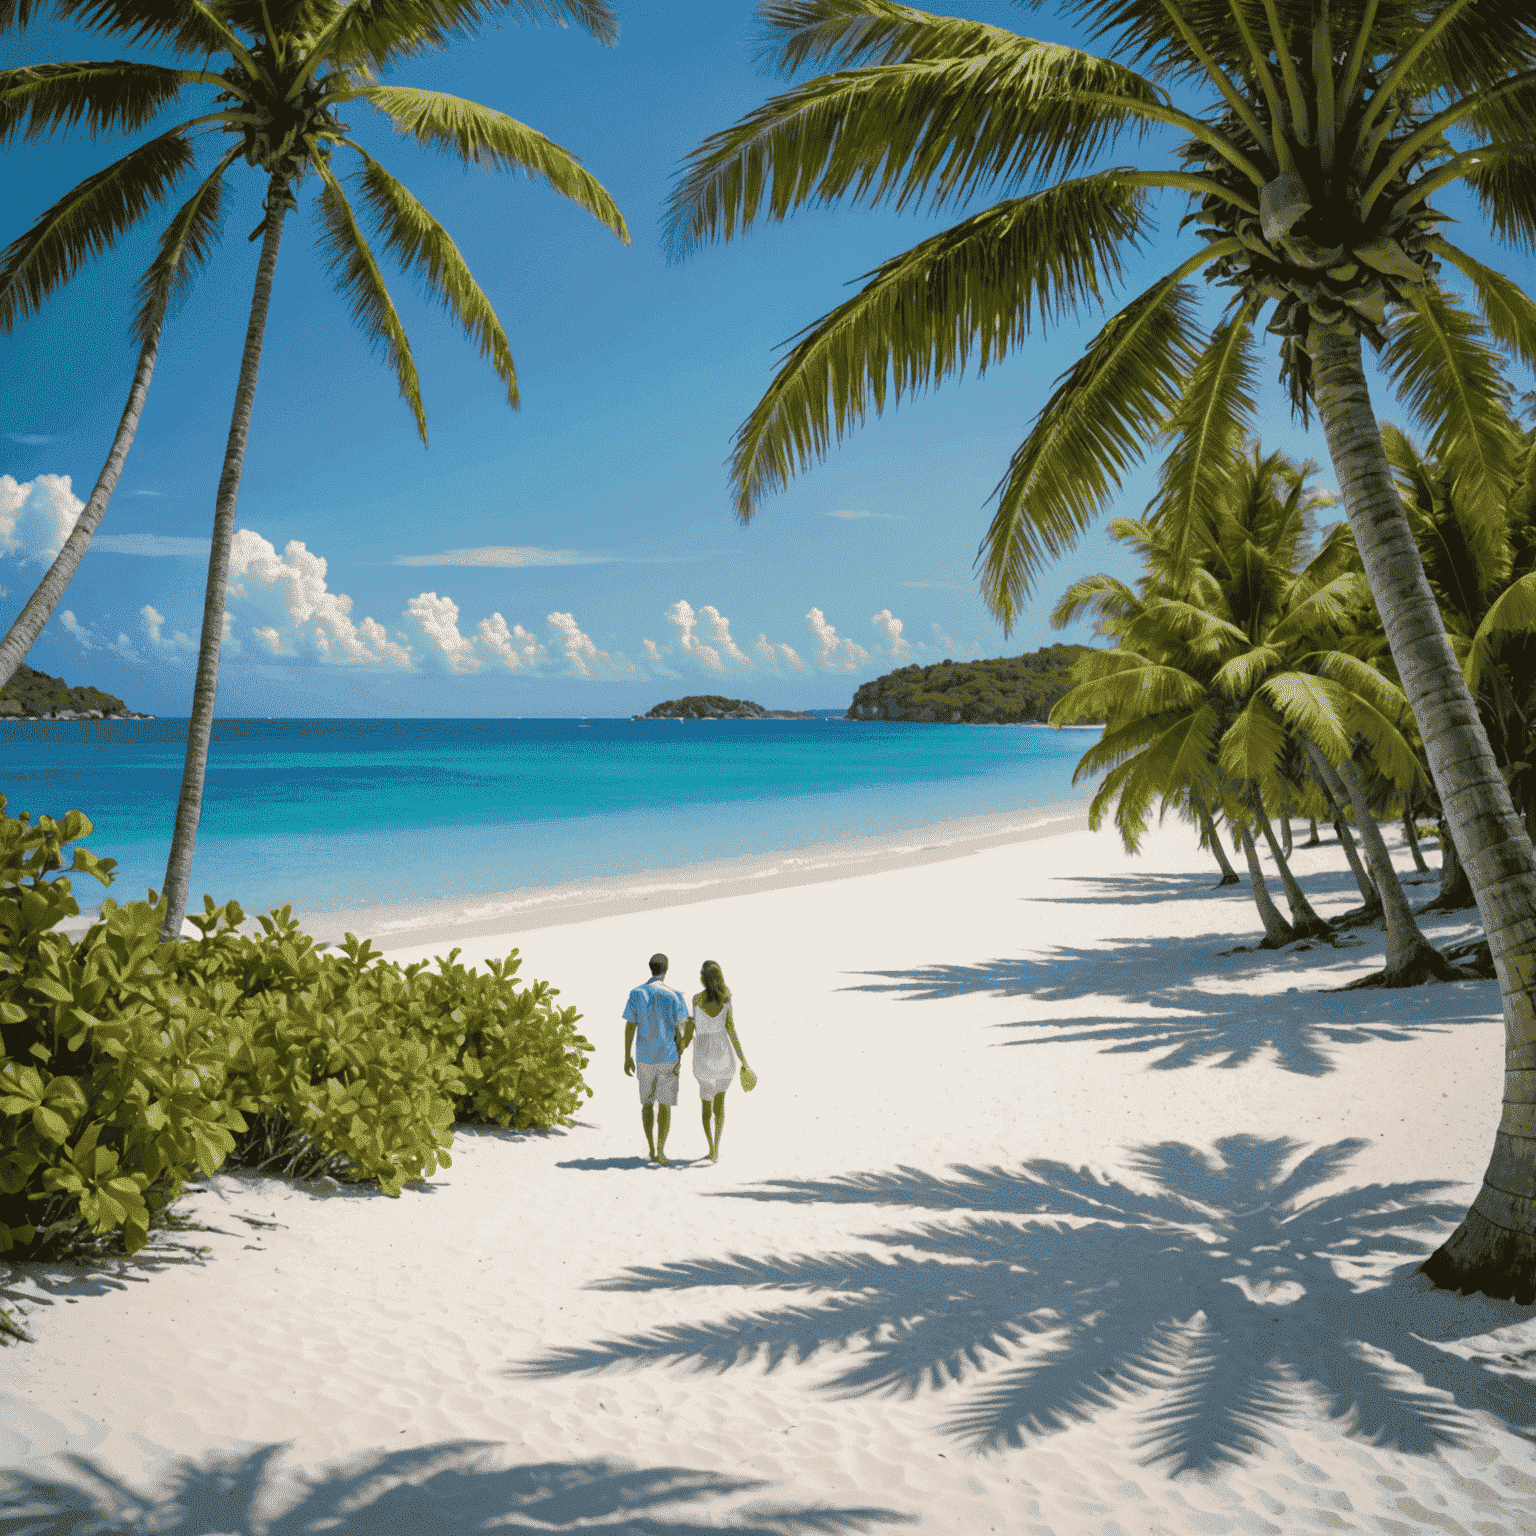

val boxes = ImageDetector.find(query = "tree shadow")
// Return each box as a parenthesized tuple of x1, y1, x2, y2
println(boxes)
(0, 1443, 913, 1533)
(847, 933, 1496, 1075)
(514, 1137, 1536, 1475)
(1037, 866, 1372, 909)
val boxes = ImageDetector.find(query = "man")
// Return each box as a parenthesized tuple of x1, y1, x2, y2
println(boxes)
(623, 952, 690, 1165)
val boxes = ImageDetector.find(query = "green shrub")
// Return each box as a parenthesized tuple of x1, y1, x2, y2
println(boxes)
(0, 797, 591, 1262)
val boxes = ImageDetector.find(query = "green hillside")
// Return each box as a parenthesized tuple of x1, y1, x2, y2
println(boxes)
(0, 664, 142, 719)
(846, 645, 1095, 724)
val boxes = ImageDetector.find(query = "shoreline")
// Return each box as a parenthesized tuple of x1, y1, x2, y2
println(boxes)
(292, 798, 1092, 951)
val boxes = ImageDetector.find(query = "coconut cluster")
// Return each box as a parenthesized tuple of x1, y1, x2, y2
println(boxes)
(1180, 109, 1448, 405)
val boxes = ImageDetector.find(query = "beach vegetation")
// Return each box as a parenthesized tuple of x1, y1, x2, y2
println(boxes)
(846, 644, 1090, 723)
(0, 0, 630, 944)
(0, 663, 138, 720)
(671, 0, 1536, 1296)
(0, 797, 591, 1274)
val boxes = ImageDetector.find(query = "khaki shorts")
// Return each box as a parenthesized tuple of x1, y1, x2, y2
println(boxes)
(636, 1060, 680, 1106)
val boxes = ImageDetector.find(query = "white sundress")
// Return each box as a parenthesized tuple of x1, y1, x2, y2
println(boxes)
(691, 997, 737, 1096)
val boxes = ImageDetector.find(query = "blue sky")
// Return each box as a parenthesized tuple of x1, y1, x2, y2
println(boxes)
(2, 1, 1530, 717)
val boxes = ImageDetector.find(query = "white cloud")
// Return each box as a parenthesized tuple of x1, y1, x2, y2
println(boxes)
(0, 474, 82, 563)
(662, 600, 753, 673)
(871, 608, 915, 660)
(403, 592, 480, 673)
(477, 613, 546, 671)
(5, 433, 60, 446)
(142, 603, 194, 661)
(826, 509, 897, 521)
(94, 534, 209, 557)
(60, 610, 93, 649)
(806, 607, 869, 672)
(549, 611, 636, 679)
(642, 637, 682, 678)
(107, 631, 142, 663)
(752, 634, 802, 674)
(226, 530, 412, 669)
(664, 599, 722, 672)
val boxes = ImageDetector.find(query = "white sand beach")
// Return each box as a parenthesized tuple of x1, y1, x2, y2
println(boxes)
(5, 816, 1535, 1535)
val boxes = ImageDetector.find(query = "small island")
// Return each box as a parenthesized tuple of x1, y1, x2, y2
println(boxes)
(846, 644, 1093, 724)
(640, 694, 814, 720)
(0, 663, 151, 720)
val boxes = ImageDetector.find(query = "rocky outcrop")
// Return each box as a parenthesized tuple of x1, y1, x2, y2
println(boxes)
(641, 695, 812, 720)
(0, 664, 151, 720)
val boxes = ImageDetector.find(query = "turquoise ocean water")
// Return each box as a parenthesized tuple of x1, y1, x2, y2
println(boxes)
(4, 716, 1097, 920)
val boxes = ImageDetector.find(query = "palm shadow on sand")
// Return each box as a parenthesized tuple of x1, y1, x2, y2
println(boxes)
(516, 1137, 1536, 1475)
(847, 926, 1495, 1076)
(0, 1444, 913, 1533)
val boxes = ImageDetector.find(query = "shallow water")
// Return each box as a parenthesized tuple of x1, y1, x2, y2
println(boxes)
(4, 715, 1098, 918)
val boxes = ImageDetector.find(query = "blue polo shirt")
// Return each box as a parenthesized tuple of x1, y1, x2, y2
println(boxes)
(623, 977, 690, 1063)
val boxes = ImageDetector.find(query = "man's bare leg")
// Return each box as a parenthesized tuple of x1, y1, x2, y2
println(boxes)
(642, 1103, 656, 1161)
(710, 1091, 726, 1160)
(654, 1104, 671, 1166)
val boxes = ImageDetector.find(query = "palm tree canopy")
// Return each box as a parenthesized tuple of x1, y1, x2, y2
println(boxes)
(669, 0, 1536, 627)
(1, 0, 629, 440)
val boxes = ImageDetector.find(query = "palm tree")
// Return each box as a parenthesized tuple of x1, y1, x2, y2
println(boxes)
(1, 0, 629, 940)
(669, 0, 1536, 1298)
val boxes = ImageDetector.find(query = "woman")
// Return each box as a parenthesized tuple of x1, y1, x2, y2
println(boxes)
(685, 959, 749, 1161)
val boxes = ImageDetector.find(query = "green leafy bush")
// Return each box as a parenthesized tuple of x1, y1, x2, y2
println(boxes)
(0, 797, 591, 1263)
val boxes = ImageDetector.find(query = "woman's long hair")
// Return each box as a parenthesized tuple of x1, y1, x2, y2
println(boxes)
(700, 960, 729, 1009)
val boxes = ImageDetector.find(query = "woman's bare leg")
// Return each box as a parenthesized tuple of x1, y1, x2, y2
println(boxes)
(711, 1091, 726, 1159)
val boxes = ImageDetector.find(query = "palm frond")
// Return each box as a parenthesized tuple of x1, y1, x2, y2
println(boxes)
(1211, 644, 1281, 699)
(979, 271, 1210, 631)
(314, 162, 428, 445)
(1110, 705, 1221, 851)
(1049, 571, 1141, 631)
(1217, 694, 1289, 790)
(1267, 573, 1369, 647)
(36, 0, 236, 57)
(728, 171, 1150, 521)
(1467, 572, 1536, 693)
(1147, 299, 1257, 562)
(0, 126, 194, 333)
(131, 144, 235, 344)
(320, 0, 616, 71)
(1048, 655, 1208, 724)
(358, 86, 628, 241)
(1258, 671, 1354, 762)
(664, 34, 1162, 252)
(346, 145, 517, 408)
(1428, 238, 1536, 376)
(759, 0, 1040, 73)
(1381, 283, 1521, 524)
(1463, 148, 1536, 254)
(0, 61, 189, 143)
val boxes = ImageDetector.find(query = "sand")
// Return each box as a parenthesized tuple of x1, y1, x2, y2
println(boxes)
(6, 815, 1536, 1535)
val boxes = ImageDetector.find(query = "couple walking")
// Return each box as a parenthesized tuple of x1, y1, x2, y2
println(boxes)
(622, 953, 751, 1165)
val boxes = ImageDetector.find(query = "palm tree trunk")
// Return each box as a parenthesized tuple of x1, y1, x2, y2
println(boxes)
(160, 182, 290, 942)
(1422, 814, 1477, 912)
(0, 294, 168, 689)
(1199, 808, 1241, 886)
(1314, 329, 1536, 1297)
(1254, 801, 1330, 938)
(1302, 736, 1379, 910)
(1281, 815, 1293, 858)
(1404, 808, 1430, 874)
(1237, 823, 1296, 948)
(1305, 818, 1321, 848)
